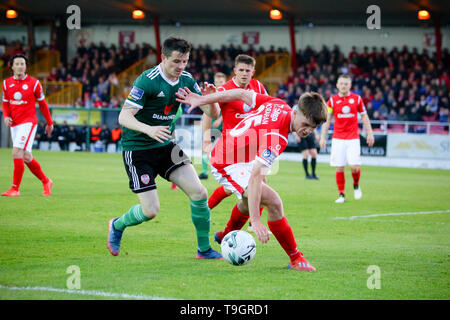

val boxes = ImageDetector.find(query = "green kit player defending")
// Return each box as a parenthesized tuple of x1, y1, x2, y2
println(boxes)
(107, 36, 223, 259)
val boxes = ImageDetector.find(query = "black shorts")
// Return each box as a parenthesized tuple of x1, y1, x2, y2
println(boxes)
(122, 142, 191, 193)
(298, 132, 317, 152)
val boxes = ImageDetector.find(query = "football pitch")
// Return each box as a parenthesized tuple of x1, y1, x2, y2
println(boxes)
(0, 149, 449, 300)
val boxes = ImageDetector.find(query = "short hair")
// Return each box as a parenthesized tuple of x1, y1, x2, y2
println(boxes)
(337, 74, 352, 82)
(214, 72, 227, 80)
(297, 92, 328, 127)
(9, 54, 28, 67)
(162, 36, 191, 57)
(234, 54, 255, 67)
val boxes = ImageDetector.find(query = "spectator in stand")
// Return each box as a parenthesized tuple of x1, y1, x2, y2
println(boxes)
(100, 124, 111, 151)
(35, 121, 47, 150)
(67, 125, 78, 149)
(111, 124, 123, 151)
(90, 122, 102, 145)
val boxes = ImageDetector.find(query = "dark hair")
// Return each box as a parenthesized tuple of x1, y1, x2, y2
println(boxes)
(234, 54, 255, 67)
(297, 92, 328, 127)
(9, 54, 28, 67)
(162, 36, 191, 57)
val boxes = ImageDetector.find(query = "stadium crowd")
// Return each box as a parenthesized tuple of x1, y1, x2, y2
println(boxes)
(275, 45, 450, 124)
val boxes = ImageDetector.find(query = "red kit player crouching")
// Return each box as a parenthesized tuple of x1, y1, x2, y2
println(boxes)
(2, 54, 54, 197)
(177, 87, 328, 271)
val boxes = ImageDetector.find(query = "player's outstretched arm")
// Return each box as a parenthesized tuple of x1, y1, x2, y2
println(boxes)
(176, 88, 254, 114)
(119, 102, 171, 143)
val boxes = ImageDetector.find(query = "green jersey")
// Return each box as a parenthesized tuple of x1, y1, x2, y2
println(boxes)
(121, 65, 201, 151)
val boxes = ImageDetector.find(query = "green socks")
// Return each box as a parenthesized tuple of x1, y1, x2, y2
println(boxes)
(113, 204, 150, 232)
(201, 152, 209, 175)
(190, 198, 211, 252)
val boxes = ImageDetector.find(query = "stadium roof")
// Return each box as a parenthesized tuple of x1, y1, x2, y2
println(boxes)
(0, 0, 449, 26)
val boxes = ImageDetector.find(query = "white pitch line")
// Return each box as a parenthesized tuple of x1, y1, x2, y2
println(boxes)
(334, 209, 450, 221)
(0, 284, 181, 300)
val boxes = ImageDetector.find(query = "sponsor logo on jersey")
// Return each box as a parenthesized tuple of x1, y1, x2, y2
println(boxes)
(157, 91, 165, 97)
(14, 92, 22, 100)
(22, 84, 28, 90)
(342, 106, 351, 114)
(349, 98, 355, 104)
(193, 82, 202, 94)
(141, 174, 150, 185)
(271, 107, 282, 122)
(128, 86, 144, 101)
(164, 104, 173, 115)
(261, 149, 276, 165)
(235, 113, 250, 119)
(152, 114, 176, 121)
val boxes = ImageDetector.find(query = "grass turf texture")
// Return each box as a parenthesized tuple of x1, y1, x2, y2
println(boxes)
(0, 149, 449, 300)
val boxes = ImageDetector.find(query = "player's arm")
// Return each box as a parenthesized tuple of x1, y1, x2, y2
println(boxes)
(119, 100, 171, 143)
(34, 81, 54, 136)
(246, 160, 270, 244)
(361, 113, 374, 147)
(201, 113, 213, 153)
(2, 88, 12, 127)
(176, 88, 255, 113)
(319, 112, 332, 149)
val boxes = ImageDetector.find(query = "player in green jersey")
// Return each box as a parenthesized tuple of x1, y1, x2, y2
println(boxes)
(107, 36, 222, 259)
(198, 72, 227, 180)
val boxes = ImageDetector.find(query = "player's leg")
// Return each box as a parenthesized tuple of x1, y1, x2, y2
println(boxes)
(168, 163, 222, 259)
(2, 123, 35, 196)
(302, 150, 312, 179)
(347, 139, 362, 200)
(309, 147, 319, 179)
(208, 185, 233, 209)
(330, 138, 347, 203)
(23, 151, 53, 196)
(258, 184, 316, 271)
(198, 152, 209, 179)
(107, 150, 157, 256)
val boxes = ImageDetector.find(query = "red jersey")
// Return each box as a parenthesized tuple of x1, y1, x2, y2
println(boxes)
(327, 92, 366, 139)
(211, 93, 292, 170)
(217, 78, 267, 132)
(2, 74, 52, 127)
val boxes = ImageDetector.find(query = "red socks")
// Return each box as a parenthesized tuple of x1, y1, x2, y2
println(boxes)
(12, 158, 25, 191)
(223, 204, 249, 236)
(336, 171, 345, 195)
(26, 159, 49, 184)
(208, 185, 231, 209)
(268, 217, 301, 262)
(352, 168, 361, 187)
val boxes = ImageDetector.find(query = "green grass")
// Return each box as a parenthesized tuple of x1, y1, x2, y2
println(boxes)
(0, 149, 449, 300)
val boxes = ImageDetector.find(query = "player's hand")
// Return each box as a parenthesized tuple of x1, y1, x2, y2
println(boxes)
(252, 221, 270, 244)
(294, 135, 301, 143)
(145, 125, 171, 143)
(175, 87, 203, 113)
(319, 137, 326, 149)
(366, 133, 375, 147)
(201, 82, 217, 95)
(4, 117, 12, 127)
(45, 124, 54, 137)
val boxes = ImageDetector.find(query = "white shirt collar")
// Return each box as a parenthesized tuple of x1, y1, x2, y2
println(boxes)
(13, 74, 28, 80)
(158, 64, 179, 86)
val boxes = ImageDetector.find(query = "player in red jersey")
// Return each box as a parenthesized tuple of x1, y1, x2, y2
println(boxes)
(177, 87, 328, 271)
(319, 74, 374, 203)
(1, 54, 54, 197)
(203, 55, 268, 222)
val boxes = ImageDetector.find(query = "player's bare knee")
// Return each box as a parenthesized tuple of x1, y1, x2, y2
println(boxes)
(237, 200, 249, 214)
(23, 153, 33, 163)
(141, 204, 159, 219)
(190, 185, 208, 201)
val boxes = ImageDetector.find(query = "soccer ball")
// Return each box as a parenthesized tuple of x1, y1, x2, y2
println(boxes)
(220, 230, 256, 266)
